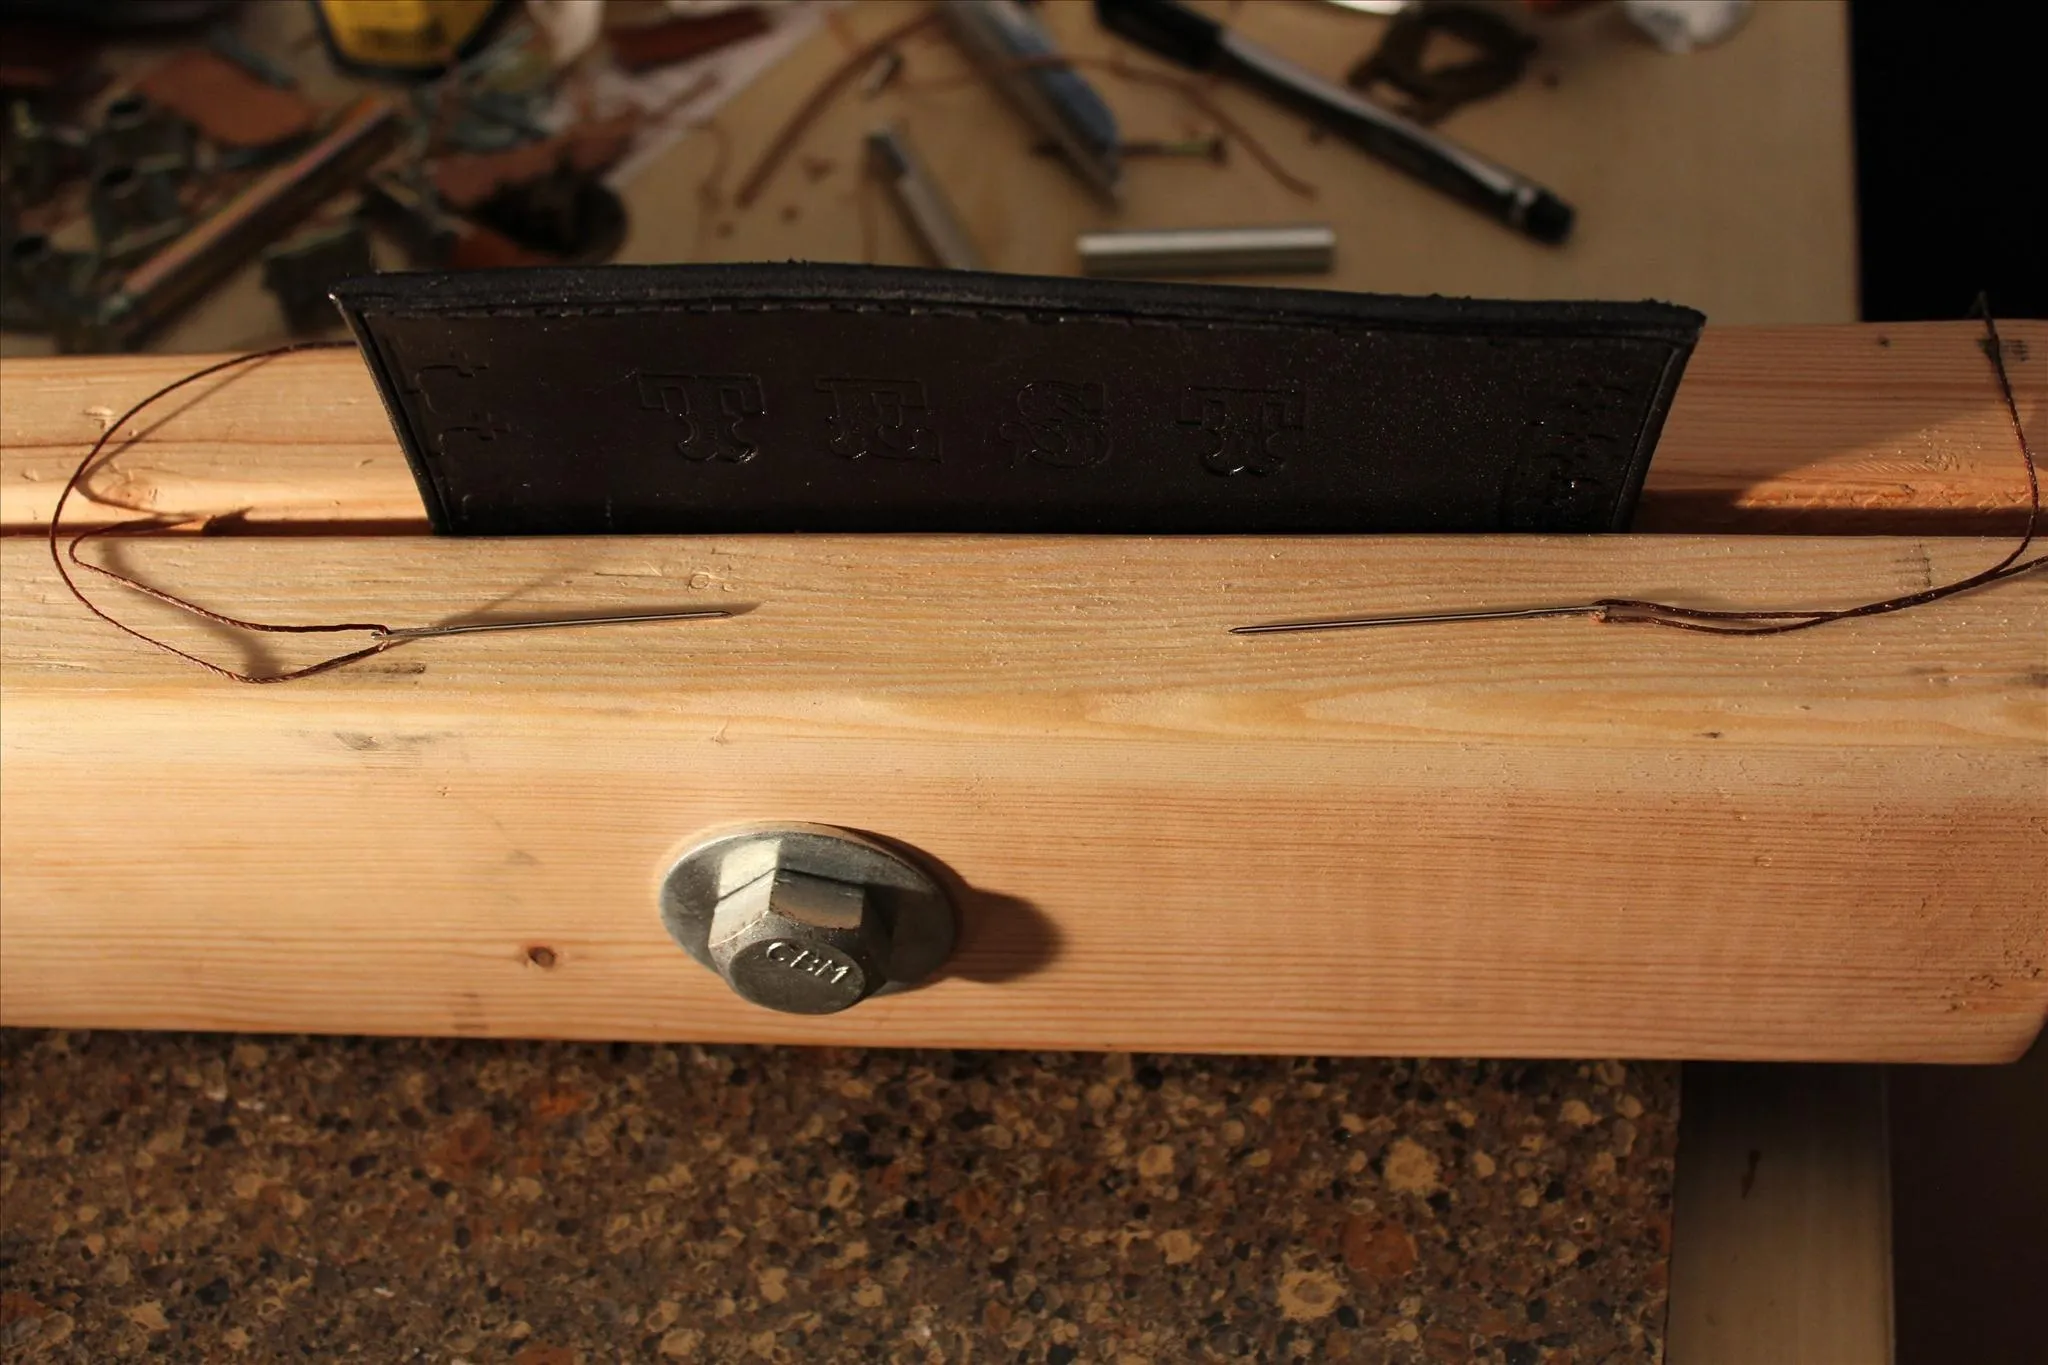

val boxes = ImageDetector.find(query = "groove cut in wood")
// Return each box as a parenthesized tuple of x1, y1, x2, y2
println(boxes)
(4, 533, 2042, 1059)
(2, 320, 2041, 536)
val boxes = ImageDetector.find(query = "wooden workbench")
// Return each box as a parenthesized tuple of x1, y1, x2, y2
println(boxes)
(0, 0, 2035, 1066)
(4, 317, 2043, 1063)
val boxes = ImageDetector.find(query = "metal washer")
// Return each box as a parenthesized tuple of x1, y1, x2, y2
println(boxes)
(658, 822, 956, 1001)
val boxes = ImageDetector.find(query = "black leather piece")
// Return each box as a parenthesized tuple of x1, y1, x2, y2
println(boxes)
(332, 264, 1702, 536)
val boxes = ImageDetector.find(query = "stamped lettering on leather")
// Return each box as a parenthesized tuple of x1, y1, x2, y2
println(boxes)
(634, 372, 765, 463)
(1179, 384, 1305, 477)
(336, 267, 1701, 533)
(410, 364, 510, 459)
(816, 377, 941, 461)
(1502, 364, 1648, 529)
(412, 363, 487, 416)
(1000, 380, 1111, 468)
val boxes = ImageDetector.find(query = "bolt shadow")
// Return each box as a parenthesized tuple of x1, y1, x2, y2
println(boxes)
(849, 829, 1063, 986)
(944, 886, 1063, 985)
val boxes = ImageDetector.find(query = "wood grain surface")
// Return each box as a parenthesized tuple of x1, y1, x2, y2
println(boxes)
(4, 532, 2042, 1058)
(3, 320, 2041, 536)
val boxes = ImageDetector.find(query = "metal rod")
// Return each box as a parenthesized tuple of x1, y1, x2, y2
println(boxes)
(377, 609, 733, 641)
(1230, 604, 1601, 635)
(1078, 223, 1335, 278)
(866, 124, 985, 270)
(941, 0, 1122, 205)
(100, 96, 403, 347)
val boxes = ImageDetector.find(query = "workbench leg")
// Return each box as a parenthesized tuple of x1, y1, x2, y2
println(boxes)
(1666, 1063, 1892, 1365)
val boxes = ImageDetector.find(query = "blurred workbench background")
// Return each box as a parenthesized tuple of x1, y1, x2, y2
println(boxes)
(4, 0, 1857, 360)
(650, 0, 1855, 319)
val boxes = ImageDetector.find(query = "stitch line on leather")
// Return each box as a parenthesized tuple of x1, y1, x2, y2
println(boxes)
(354, 300, 1679, 350)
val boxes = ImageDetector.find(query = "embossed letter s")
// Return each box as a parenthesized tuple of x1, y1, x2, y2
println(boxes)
(1001, 381, 1112, 469)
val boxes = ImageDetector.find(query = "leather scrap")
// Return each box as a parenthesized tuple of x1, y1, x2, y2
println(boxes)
(334, 264, 1704, 537)
(135, 48, 316, 149)
(431, 110, 638, 210)
(608, 8, 770, 74)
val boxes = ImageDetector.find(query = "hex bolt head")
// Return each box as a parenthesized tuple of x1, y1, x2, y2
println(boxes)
(661, 824, 957, 1016)
(709, 868, 893, 1014)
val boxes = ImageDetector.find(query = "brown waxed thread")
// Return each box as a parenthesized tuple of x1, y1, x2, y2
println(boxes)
(1581, 302, 2043, 635)
(47, 339, 405, 684)
(48, 340, 730, 684)
(1234, 300, 2045, 637)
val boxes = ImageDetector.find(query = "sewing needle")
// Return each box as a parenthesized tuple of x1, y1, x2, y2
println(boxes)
(375, 609, 734, 641)
(1230, 604, 1605, 635)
